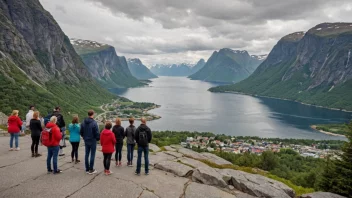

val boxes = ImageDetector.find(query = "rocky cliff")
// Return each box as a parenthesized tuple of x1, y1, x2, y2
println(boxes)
(71, 39, 143, 88)
(210, 23, 352, 111)
(127, 58, 157, 80)
(150, 59, 206, 76)
(189, 49, 265, 83)
(0, 0, 116, 116)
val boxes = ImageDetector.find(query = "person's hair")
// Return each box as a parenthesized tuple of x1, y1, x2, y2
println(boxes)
(33, 111, 40, 119)
(88, 110, 94, 117)
(115, 118, 121, 126)
(50, 116, 57, 124)
(129, 117, 134, 125)
(11, 110, 19, 116)
(141, 117, 146, 124)
(55, 106, 60, 111)
(105, 121, 112, 129)
(72, 116, 79, 124)
(29, 105, 34, 110)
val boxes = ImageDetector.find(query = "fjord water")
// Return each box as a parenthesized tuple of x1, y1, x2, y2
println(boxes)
(110, 77, 351, 140)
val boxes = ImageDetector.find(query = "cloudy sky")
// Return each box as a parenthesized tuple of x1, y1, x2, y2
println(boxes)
(40, 0, 352, 66)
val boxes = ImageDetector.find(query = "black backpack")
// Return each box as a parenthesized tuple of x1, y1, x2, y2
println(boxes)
(138, 130, 148, 146)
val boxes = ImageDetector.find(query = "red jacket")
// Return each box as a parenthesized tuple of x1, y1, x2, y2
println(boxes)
(100, 129, 116, 153)
(8, 116, 23, 133)
(45, 122, 62, 147)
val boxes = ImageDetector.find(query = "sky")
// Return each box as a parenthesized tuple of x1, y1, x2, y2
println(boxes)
(40, 0, 352, 66)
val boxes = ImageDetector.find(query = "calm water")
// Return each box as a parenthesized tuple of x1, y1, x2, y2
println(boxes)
(110, 77, 351, 140)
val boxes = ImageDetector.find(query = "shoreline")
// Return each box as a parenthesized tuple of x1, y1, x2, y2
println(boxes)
(218, 91, 352, 113)
(310, 125, 346, 138)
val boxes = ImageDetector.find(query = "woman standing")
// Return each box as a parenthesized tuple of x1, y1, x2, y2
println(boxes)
(8, 110, 22, 151)
(100, 121, 116, 175)
(125, 117, 136, 167)
(112, 118, 125, 166)
(29, 111, 42, 157)
(68, 116, 81, 163)
(45, 116, 63, 174)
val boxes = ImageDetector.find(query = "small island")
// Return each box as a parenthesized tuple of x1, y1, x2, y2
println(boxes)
(95, 98, 160, 124)
(311, 123, 349, 137)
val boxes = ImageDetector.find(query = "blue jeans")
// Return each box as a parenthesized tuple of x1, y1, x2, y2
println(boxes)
(127, 144, 135, 163)
(9, 132, 20, 148)
(115, 143, 123, 162)
(85, 143, 97, 172)
(47, 146, 59, 172)
(136, 146, 149, 174)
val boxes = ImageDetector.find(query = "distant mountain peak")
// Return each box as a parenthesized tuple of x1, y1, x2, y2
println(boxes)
(308, 22, 352, 36)
(220, 48, 248, 54)
(281, 32, 305, 42)
(70, 38, 111, 55)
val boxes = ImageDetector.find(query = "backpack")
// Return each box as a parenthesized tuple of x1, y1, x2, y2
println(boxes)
(55, 114, 63, 128)
(44, 114, 51, 126)
(41, 128, 52, 146)
(138, 130, 148, 146)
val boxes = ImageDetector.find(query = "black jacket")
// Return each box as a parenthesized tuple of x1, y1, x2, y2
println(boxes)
(135, 124, 152, 146)
(125, 125, 136, 145)
(52, 111, 65, 128)
(112, 125, 125, 144)
(29, 119, 42, 137)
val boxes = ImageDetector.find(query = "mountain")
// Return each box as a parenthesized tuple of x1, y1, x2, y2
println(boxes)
(127, 58, 157, 80)
(210, 23, 352, 111)
(71, 39, 143, 88)
(150, 59, 205, 76)
(0, 0, 116, 117)
(189, 49, 266, 83)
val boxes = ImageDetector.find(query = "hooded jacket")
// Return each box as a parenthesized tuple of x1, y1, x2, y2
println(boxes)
(100, 129, 116, 153)
(125, 125, 136, 145)
(26, 110, 34, 127)
(135, 124, 152, 147)
(52, 111, 65, 128)
(45, 122, 62, 147)
(69, 123, 81, 142)
(80, 117, 99, 145)
(8, 116, 23, 133)
(112, 125, 125, 144)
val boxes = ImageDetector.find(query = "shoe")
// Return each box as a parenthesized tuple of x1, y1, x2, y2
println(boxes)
(129, 162, 133, 167)
(145, 172, 149, 175)
(116, 162, 119, 166)
(59, 154, 65, 156)
(47, 170, 53, 174)
(75, 160, 80, 164)
(135, 171, 140, 176)
(15, 147, 20, 151)
(35, 153, 42, 157)
(119, 161, 122, 166)
(32, 153, 35, 157)
(54, 169, 62, 174)
(9, 148, 13, 151)
(86, 171, 89, 174)
(71, 158, 74, 163)
(127, 161, 130, 166)
(88, 169, 97, 175)
(105, 170, 112, 175)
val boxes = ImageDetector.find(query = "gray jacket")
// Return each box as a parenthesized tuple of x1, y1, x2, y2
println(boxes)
(125, 125, 136, 145)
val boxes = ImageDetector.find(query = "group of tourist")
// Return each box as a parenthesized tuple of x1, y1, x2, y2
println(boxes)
(7, 106, 152, 176)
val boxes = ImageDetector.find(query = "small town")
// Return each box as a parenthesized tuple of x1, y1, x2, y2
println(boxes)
(181, 136, 341, 159)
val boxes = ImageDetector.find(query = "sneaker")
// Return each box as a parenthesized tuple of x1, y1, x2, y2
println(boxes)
(47, 170, 53, 174)
(35, 153, 42, 157)
(9, 148, 13, 151)
(116, 162, 119, 166)
(119, 161, 122, 166)
(86, 171, 89, 174)
(127, 161, 130, 166)
(145, 172, 149, 175)
(129, 162, 133, 167)
(59, 153, 65, 156)
(32, 153, 35, 157)
(135, 171, 140, 176)
(15, 147, 20, 151)
(75, 160, 80, 164)
(105, 170, 112, 175)
(88, 169, 97, 175)
(54, 169, 62, 174)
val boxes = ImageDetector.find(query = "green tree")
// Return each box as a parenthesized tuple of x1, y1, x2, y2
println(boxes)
(261, 151, 279, 171)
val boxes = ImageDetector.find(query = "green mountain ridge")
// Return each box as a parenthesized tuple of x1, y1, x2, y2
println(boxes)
(127, 58, 157, 80)
(210, 23, 352, 111)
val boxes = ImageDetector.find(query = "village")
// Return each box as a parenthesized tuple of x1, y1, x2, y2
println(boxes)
(181, 135, 341, 159)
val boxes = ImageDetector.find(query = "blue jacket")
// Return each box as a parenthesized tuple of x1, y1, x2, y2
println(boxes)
(80, 118, 100, 145)
(69, 123, 80, 142)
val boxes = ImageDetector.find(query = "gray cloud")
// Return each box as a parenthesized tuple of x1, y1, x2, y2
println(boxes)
(40, 0, 352, 65)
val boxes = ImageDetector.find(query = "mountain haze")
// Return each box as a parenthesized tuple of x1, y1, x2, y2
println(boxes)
(189, 49, 266, 83)
(127, 58, 157, 80)
(150, 59, 205, 76)
(210, 23, 352, 110)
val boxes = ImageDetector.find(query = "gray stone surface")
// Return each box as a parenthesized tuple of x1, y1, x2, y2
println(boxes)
(148, 143, 161, 152)
(201, 152, 233, 165)
(149, 151, 176, 166)
(185, 182, 236, 198)
(178, 148, 207, 160)
(163, 146, 176, 152)
(140, 190, 159, 198)
(170, 144, 183, 150)
(154, 160, 193, 177)
(217, 169, 295, 198)
(192, 167, 227, 188)
(300, 192, 346, 198)
(164, 151, 183, 158)
(176, 157, 210, 169)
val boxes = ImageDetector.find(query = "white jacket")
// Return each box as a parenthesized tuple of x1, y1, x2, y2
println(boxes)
(26, 110, 34, 127)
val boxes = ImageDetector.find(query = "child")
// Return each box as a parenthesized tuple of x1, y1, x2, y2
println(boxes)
(100, 121, 116, 175)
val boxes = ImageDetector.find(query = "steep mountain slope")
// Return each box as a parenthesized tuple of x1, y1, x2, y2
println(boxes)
(150, 59, 205, 76)
(189, 49, 265, 83)
(0, 0, 116, 116)
(71, 39, 143, 88)
(127, 58, 157, 80)
(210, 23, 352, 110)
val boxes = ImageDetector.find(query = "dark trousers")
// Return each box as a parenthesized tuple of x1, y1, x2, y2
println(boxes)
(84, 143, 96, 172)
(136, 146, 149, 174)
(127, 144, 135, 163)
(31, 136, 40, 154)
(103, 153, 112, 170)
(47, 146, 59, 172)
(70, 142, 80, 160)
(115, 143, 123, 162)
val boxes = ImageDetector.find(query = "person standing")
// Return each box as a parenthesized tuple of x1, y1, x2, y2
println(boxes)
(135, 117, 152, 175)
(26, 105, 35, 129)
(45, 116, 63, 174)
(68, 116, 81, 163)
(52, 107, 66, 156)
(100, 121, 116, 175)
(125, 117, 136, 167)
(8, 110, 22, 151)
(29, 111, 42, 157)
(112, 118, 124, 166)
(80, 110, 100, 174)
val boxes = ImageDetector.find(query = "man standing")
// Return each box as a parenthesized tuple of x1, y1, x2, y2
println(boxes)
(135, 117, 152, 176)
(80, 110, 100, 174)
(25, 105, 35, 133)
(52, 107, 66, 156)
